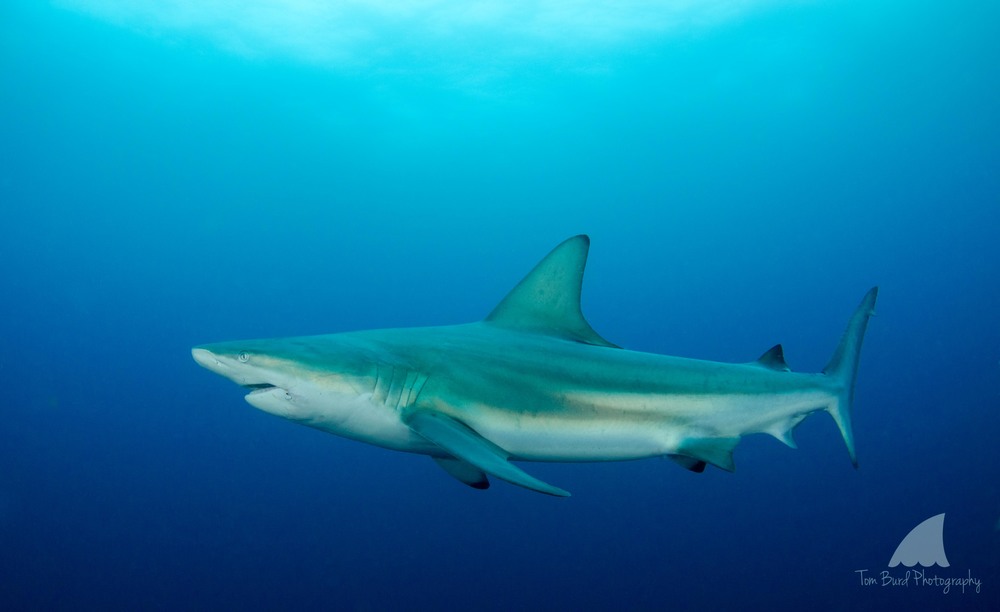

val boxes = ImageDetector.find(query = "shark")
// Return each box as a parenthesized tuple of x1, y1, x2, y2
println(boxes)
(192, 235, 877, 497)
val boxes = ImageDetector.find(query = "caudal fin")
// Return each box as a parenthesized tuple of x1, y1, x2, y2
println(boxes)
(823, 287, 879, 467)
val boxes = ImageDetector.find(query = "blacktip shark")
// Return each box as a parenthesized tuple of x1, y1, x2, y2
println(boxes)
(192, 236, 877, 497)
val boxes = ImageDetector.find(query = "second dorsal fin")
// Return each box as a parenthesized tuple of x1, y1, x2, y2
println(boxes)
(484, 235, 618, 348)
(755, 344, 791, 371)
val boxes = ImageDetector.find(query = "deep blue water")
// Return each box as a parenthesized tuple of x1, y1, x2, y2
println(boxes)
(1, 1, 998, 610)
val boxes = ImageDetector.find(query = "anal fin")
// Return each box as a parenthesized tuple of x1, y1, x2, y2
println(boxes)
(406, 410, 570, 497)
(768, 425, 799, 449)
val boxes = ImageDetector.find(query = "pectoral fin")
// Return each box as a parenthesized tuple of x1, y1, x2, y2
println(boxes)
(406, 411, 570, 497)
(432, 457, 490, 490)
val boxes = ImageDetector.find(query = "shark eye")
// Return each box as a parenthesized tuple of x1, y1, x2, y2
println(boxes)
(238, 351, 250, 363)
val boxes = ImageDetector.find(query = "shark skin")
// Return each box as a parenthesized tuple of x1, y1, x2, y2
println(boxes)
(192, 235, 878, 497)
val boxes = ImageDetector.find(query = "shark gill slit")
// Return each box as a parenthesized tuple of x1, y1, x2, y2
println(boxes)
(388, 367, 399, 407)
(372, 366, 382, 400)
(377, 365, 427, 411)
(398, 370, 429, 411)
(374, 364, 395, 405)
(402, 371, 418, 407)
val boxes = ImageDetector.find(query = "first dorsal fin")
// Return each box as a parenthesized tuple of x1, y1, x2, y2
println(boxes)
(485, 235, 618, 348)
(755, 344, 791, 371)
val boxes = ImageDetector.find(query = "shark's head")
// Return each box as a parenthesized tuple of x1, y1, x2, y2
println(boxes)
(191, 336, 386, 431)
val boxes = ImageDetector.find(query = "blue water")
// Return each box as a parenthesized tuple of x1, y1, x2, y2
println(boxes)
(2, 1, 997, 610)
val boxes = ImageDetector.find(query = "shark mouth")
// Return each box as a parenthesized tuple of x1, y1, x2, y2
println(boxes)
(243, 383, 280, 395)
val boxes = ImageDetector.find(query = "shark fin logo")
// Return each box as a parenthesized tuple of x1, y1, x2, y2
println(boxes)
(888, 513, 950, 568)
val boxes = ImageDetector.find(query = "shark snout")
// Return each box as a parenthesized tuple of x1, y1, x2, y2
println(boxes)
(192, 347, 247, 383)
(192, 347, 225, 373)
(192, 345, 282, 391)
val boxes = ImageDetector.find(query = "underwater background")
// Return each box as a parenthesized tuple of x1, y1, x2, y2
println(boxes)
(1, 1, 997, 609)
